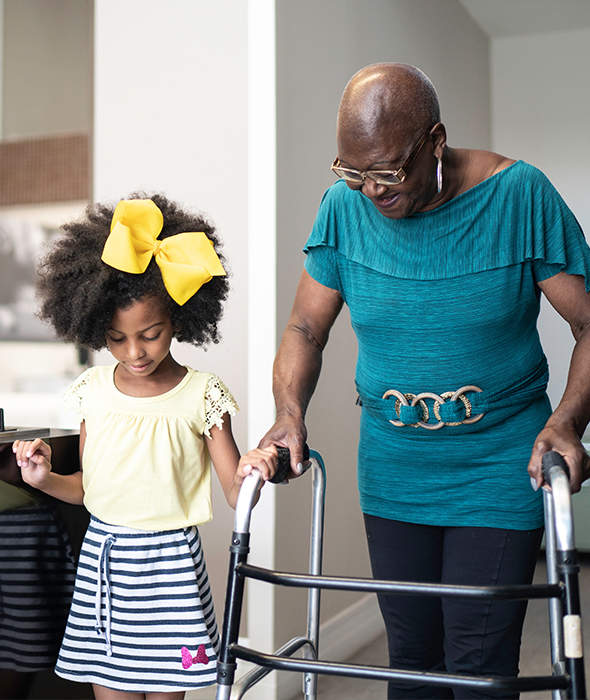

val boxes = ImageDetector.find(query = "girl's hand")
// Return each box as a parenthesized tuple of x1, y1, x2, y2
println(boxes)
(237, 445, 278, 487)
(12, 438, 53, 489)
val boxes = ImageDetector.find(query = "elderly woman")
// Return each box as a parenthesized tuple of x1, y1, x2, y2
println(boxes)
(261, 63, 590, 699)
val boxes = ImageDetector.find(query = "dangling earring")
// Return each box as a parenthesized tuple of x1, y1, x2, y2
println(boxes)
(436, 157, 443, 194)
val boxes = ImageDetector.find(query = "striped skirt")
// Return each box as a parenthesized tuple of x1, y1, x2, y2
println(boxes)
(0, 505, 76, 672)
(55, 517, 220, 692)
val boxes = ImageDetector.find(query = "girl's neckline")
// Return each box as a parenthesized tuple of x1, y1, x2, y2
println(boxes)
(110, 363, 191, 399)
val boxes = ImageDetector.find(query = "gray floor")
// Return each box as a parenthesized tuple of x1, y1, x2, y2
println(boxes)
(317, 554, 590, 699)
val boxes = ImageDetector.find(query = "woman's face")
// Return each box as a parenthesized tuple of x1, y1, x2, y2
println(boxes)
(336, 123, 444, 220)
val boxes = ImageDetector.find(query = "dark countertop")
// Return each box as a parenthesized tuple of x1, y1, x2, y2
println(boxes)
(0, 426, 78, 444)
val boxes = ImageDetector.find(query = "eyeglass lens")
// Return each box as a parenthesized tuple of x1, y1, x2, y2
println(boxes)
(332, 127, 431, 185)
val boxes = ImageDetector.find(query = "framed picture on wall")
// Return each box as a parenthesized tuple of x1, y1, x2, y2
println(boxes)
(0, 214, 59, 341)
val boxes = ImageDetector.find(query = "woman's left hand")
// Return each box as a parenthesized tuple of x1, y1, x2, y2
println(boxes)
(533, 273, 590, 494)
(528, 423, 590, 493)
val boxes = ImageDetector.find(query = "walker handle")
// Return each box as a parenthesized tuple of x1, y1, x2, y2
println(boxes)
(542, 450, 570, 482)
(270, 444, 310, 483)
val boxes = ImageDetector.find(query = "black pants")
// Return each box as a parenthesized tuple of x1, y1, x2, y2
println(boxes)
(363, 514, 544, 699)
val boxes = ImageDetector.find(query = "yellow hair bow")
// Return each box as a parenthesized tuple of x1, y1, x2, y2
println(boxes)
(101, 199, 226, 305)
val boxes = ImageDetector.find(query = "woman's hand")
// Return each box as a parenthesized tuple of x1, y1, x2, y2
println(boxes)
(258, 414, 309, 478)
(237, 445, 279, 487)
(528, 423, 590, 493)
(12, 438, 53, 490)
(533, 273, 590, 493)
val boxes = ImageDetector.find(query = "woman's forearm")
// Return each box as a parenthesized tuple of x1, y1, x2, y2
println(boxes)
(545, 323, 590, 435)
(259, 270, 343, 471)
(272, 324, 324, 421)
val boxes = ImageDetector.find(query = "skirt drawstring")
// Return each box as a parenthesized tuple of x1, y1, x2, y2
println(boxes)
(95, 534, 116, 656)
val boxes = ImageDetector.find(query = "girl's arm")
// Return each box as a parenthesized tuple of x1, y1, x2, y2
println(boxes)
(207, 413, 278, 510)
(12, 422, 86, 505)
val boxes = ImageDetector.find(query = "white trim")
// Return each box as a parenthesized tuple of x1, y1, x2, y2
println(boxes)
(246, 0, 277, 446)
(246, 1, 277, 698)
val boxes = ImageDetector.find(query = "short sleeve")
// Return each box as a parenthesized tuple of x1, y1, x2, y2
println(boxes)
(204, 374, 239, 438)
(304, 245, 342, 291)
(61, 367, 95, 420)
(303, 184, 346, 291)
(521, 168, 590, 291)
(530, 208, 590, 291)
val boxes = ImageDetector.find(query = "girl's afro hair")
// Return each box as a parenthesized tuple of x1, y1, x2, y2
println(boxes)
(37, 192, 230, 350)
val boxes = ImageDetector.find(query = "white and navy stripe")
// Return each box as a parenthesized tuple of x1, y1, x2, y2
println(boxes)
(0, 505, 76, 672)
(55, 517, 219, 692)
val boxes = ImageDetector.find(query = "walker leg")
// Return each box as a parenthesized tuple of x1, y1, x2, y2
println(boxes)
(559, 552, 585, 699)
(543, 452, 587, 700)
(216, 472, 262, 700)
(216, 531, 250, 696)
(303, 453, 326, 700)
(544, 490, 567, 700)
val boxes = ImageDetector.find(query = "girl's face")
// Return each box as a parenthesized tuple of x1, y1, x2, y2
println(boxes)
(106, 296, 175, 380)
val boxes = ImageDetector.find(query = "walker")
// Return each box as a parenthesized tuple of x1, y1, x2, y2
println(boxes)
(215, 449, 586, 699)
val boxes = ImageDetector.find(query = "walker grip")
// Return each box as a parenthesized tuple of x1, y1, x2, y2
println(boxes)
(270, 444, 310, 483)
(541, 450, 570, 481)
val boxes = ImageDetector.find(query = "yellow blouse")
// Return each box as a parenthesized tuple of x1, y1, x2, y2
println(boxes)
(62, 364, 238, 531)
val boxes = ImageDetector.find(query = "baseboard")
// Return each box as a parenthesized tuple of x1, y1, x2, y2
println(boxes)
(278, 593, 385, 699)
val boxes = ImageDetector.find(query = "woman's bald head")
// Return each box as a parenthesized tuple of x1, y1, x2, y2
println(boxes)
(337, 63, 441, 145)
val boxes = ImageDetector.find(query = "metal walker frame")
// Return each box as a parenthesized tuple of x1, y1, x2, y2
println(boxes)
(216, 450, 586, 699)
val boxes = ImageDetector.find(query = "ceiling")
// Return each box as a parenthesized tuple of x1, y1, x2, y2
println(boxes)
(457, 0, 590, 37)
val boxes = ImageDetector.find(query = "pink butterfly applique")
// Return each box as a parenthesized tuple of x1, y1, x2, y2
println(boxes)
(181, 644, 209, 669)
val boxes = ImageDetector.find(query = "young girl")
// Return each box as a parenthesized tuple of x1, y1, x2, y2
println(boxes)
(12, 195, 277, 700)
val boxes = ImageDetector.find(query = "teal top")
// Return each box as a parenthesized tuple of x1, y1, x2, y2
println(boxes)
(304, 161, 590, 529)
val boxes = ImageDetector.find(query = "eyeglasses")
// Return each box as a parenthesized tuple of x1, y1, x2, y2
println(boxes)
(331, 127, 432, 186)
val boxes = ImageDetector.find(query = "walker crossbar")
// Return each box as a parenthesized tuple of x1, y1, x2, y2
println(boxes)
(235, 563, 563, 600)
(229, 644, 570, 693)
(215, 450, 587, 699)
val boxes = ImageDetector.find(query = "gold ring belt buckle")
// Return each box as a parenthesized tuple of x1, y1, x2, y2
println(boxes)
(382, 385, 484, 430)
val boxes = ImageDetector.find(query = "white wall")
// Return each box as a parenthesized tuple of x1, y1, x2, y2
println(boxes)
(491, 27, 590, 409)
(93, 0, 250, 632)
(93, 0, 249, 407)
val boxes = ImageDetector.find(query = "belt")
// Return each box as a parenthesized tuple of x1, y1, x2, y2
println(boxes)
(357, 359, 548, 430)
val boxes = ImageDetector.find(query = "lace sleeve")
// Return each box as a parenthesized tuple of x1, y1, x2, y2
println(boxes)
(204, 374, 239, 438)
(61, 367, 94, 420)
